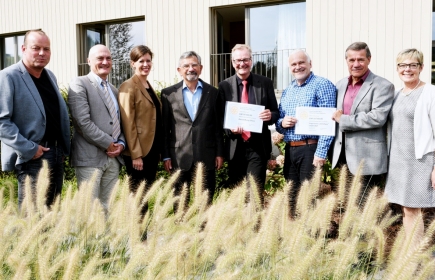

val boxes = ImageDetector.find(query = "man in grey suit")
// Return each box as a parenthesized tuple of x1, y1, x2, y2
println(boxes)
(331, 42, 394, 192)
(161, 51, 224, 205)
(0, 30, 71, 208)
(218, 44, 279, 191)
(68, 44, 125, 212)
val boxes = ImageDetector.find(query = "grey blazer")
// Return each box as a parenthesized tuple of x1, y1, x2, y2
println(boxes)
(331, 71, 394, 175)
(218, 73, 279, 160)
(68, 73, 125, 167)
(161, 80, 224, 171)
(0, 61, 71, 171)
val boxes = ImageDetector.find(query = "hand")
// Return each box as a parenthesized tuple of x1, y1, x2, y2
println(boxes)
(215, 156, 224, 170)
(431, 167, 435, 189)
(259, 109, 272, 122)
(132, 157, 143, 171)
(231, 126, 244, 134)
(106, 142, 123, 157)
(332, 109, 343, 123)
(313, 156, 326, 167)
(32, 145, 50, 159)
(164, 159, 172, 173)
(281, 116, 297, 128)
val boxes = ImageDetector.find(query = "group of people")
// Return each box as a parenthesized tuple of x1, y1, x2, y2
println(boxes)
(1, 30, 434, 241)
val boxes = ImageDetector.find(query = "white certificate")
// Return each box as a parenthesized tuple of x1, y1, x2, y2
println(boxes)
(224, 101, 265, 133)
(294, 107, 336, 136)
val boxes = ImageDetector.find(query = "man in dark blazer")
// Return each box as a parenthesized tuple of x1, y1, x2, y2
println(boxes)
(161, 51, 224, 205)
(332, 42, 394, 194)
(218, 44, 279, 191)
(0, 30, 70, 208)
(68, 44, 125, 213)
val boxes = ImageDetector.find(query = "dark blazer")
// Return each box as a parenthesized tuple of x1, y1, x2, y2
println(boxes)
(68, 73, 125, 167)
(331, 71, 394, 175)
(118, 75, 161, 159)
(161, 79, 224, 171)
(0, 61, 70, 171)
(218, 73, 279, 160)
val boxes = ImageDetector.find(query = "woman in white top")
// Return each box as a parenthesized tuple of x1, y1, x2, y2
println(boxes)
(385, 48, 435, 242)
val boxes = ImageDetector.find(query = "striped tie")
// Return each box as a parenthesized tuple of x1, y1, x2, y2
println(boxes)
(101, 81, 121, 140)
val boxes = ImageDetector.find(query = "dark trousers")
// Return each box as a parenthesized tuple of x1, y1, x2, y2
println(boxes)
(15, 145, 64, 208)
(175, 166, 216, 207)
(284, 143, 316, 216)
(227, 141, 267, 189)
(123, 147, 160, 193)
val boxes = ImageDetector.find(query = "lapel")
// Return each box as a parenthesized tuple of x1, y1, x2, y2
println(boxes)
(251, 73, 261, 105)
(337, 78, 348, 110)
(194, 80, 210, 122)
(350, 71, 374, 115)
(87, 73, 112, 113)
(229, 75, 239, 102)
(17, 61, 46, 120)
(175, 82, 192, 122)
(133, 75, 154, 104)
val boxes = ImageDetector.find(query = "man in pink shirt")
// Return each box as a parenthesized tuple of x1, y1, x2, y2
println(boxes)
(331, 42, 394, 201)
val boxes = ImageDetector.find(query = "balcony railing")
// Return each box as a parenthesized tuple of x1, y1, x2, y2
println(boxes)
(211, 49, 297, 91)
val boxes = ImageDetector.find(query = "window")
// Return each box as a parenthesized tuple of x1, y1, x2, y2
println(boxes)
(78, 18, 145, 87)
(0, 34, 25, 69)
(211, 2, 306, 90)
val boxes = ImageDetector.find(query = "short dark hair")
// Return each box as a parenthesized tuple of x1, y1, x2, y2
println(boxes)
(23, 29, 47, 46)
(130, 45, 154, 62)
(345, 42, 371, 59)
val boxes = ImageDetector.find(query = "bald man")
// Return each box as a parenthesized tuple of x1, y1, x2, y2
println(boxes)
(68, 44, 125, 213)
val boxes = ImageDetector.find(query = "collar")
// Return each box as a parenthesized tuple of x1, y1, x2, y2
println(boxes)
(291, 72, 314, 87)
(182, 80, 203, 91)
(90, 72, 108, 86)
(348, 69, 370, 85)
(236, 73, 252, 85)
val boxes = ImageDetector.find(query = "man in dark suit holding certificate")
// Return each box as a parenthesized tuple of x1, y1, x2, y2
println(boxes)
(218, 44, 279, 191)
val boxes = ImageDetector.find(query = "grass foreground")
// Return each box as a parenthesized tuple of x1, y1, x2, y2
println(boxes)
(0, 162, 435, 279)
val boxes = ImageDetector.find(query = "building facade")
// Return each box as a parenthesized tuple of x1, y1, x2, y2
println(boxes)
(0, 0, 432, 90)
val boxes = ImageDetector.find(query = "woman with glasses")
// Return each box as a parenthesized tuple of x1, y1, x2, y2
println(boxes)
(118, 45, 162, 193)
(385, 48, 435, 242)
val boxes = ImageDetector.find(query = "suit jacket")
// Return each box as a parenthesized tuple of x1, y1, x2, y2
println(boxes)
(118, 75, 161, 159)
(0, 61, 70, 171)
(218, 73, 279, 160)
(331, 71, 394, 175)
(68, 73, 125, 167)
(161, 79, 224, 171)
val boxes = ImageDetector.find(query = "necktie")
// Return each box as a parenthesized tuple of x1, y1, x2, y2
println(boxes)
(241, 80, 251, 141)
(101, 81, 121, 140)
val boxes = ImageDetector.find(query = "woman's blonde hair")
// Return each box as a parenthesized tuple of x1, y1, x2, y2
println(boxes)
(396, 48, 424, 65)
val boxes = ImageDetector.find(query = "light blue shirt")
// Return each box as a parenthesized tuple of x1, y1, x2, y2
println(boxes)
(90, 72, 120, 119)
(182, 80, 203, 120)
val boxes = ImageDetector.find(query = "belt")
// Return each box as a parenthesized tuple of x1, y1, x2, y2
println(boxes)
(41, 140, 58, 147)
(288, 139, 318, 147)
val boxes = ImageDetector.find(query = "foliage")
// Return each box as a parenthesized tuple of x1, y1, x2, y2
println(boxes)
(0, 163, 433, 279)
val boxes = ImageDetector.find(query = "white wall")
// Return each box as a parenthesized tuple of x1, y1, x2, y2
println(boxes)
(0, 0, 432, 90)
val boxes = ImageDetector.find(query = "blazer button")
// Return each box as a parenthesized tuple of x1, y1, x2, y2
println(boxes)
(110, 122, 113, 125)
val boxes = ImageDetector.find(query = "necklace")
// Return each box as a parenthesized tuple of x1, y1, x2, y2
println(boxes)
(402, 80, 421, 96)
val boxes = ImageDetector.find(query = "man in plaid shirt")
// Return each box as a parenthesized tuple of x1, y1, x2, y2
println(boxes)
(276, 49, 336, 216)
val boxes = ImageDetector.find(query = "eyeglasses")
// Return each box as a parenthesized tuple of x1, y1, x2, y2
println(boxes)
(397, 63, 420, 70)
(232, 58, 252, 64)
(181, 63, 199, 69)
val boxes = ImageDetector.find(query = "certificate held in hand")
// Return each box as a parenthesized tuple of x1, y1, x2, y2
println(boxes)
(294, 107, 336, 136)
(224, 101, 264, 133)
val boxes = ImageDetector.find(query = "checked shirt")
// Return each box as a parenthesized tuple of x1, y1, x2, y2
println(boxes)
(276, 72, 337, 159)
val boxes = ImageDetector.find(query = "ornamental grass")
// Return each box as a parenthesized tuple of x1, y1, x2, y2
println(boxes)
(0, 161, 434, 279)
